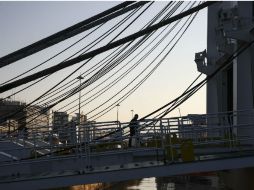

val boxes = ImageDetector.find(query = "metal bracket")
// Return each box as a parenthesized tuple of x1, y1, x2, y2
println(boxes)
(195, 50, 213, 75)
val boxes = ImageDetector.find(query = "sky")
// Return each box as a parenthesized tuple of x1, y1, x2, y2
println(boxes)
(0, 1, 207, 122)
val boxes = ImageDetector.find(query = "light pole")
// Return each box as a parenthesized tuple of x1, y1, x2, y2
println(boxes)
(116, 104, 120, 122)
(131, 109, 134, 118)
(178, 108, 182, 118)
(76, 75, 84, 125)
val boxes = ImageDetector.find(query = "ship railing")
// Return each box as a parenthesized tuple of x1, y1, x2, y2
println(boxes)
(0, 110, 253, 164)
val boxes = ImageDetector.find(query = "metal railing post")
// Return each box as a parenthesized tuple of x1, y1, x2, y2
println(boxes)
(160, 119, 166, 163)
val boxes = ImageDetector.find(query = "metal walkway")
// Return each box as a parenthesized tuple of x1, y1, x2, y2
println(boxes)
(0, 110, 254, 189)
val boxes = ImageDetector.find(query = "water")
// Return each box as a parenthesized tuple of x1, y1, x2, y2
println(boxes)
(105, 175, 221, 190)
(57, 168, 254, 190)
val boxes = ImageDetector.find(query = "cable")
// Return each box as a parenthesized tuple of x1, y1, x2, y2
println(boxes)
(35, 3, 153, 105)
(46, 2, 183, 114)
(1, 25, 104, 87)
(41, 1, 181, 110)
(141, 40, 254, 120)
(5, 1, 195, 135)
(2, 4, 144, 100)
(155, 73, 203, 119)
(35, 2, 172, 103)
(0, 3, 148, 124)
(20, 2, 215, 157)
(23, 1, 192, 127)
(0, 1, 216, 93)
(0, 2, 147, 68)
(23, 2, 177, 128)
(27, 4, 254, 157)
(16, 2, 156, 127)
(93, 3, 202, 137)
(90, 7, 198, 121)
(32, 1, 169, 108)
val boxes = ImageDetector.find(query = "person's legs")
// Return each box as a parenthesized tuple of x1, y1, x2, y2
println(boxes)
(128, 136, 132, 147)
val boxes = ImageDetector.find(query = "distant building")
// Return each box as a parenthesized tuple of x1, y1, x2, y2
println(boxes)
(0, 99, 49, 133)
(52, 111, 69, 126)
(52, 112, 69, 143)
(26, 105, 49, 130)
(72, 113, 87, 124)
(71, 113, 97, 142)
(52, 112, 69, 131)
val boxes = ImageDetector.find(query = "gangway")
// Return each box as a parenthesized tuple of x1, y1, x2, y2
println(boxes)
(0, 129, 55, 161)
(0, 110, 254, 189)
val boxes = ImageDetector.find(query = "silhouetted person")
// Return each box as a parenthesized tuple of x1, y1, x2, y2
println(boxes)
(128, 114, 139, 147)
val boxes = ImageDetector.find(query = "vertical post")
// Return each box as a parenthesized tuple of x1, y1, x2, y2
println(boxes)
(76, 75, 84, 126)
(33, 130, 37, 159)
(8, 120, 10, 137)
(76, 75, 84, 170)
(168, 125, 174, 162)
(131, 109, 134, 119)
(178, 108, 182, 118)
(49, 129, 52, 157)
(76, 75, 84, 144)
(116, 104, 120, 122)
(160, 119, 166, 163)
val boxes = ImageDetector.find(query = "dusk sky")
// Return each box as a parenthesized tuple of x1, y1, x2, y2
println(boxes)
(0, 1, 207, 122)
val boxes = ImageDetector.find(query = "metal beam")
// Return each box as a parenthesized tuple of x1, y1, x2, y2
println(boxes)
(1, 155, 253, 190)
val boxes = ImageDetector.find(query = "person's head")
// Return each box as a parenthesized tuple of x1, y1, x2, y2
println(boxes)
(134, 114, 138, 120)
